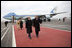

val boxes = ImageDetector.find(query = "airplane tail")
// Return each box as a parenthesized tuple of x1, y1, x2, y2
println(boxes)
(50, 7, 57, 13)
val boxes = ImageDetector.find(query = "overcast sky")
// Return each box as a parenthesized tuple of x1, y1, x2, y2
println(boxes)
(1, 1, 71, 21)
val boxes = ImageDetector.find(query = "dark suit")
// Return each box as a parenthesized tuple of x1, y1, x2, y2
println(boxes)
(20, 21, 23, 30)
(25, 20, 32, 39)
(33, 18, 42, 37)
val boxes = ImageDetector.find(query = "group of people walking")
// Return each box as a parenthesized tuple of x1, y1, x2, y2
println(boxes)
(16, 16, 42, 39)
(16, 18, 23, 30)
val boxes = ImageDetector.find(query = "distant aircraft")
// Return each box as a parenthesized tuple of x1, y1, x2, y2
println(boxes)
(3, 7, 67, 22)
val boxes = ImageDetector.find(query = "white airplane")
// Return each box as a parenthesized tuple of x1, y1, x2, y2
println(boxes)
(3, 7, 67, 21)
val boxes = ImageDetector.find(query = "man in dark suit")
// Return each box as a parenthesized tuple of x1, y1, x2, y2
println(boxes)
(25, 17, 32, 39)
(19, 18, 23, 30)
(33, 16, 42, 38)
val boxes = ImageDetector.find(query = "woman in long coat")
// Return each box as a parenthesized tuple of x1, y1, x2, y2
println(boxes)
(25, 17, 32, 39)
(33, 16, 42, 38)
(16, 19, 20, 30)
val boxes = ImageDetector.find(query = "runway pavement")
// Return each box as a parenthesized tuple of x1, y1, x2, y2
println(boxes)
(1, 22, 12, 47)
(1, 18, 71, 47)
(41, 18, 71, 31)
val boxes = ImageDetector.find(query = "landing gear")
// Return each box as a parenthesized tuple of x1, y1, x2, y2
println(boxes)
(44, 19, 46, 22)
(47, 19, 51, 22)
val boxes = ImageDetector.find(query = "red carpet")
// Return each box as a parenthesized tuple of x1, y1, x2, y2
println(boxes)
(14, 24, 71, 47)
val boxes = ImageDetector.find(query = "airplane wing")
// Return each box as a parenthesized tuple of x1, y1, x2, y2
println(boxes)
(45, 12, 67, 18)
(21, 12, 67, 18)
(16, 12, 67, 17)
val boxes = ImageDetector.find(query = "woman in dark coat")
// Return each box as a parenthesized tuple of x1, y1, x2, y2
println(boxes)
(25, 17, 32, 39)
(33, 16, 42, 38)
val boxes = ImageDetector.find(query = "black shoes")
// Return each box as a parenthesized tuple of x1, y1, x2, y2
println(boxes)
(36, 35, 39, 38)
(28, 35, 32, 39)
(29, 36, 32, 39)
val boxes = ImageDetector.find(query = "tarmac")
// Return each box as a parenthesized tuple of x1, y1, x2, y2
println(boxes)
(1, 23, 12, 47)
(1, 18, 71, 47)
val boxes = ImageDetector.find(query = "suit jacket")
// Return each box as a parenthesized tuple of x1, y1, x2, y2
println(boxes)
(20, 21, 23, 28)
(33, 18, 42, 32)
(25, 20, 32, 33)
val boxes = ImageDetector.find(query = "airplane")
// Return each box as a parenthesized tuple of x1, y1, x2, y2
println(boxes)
(3, 7, 67, 22)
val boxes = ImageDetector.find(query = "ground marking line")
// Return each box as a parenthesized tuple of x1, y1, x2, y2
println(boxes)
(1, 27, 8, 32)
(1, 26, 10, 41)
(12, 25, 16, 47)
